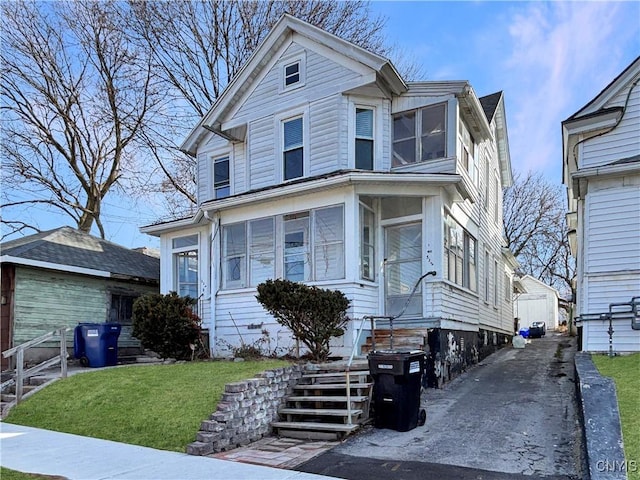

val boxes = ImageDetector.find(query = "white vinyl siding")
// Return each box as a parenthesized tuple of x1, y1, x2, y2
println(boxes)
(586, 185, 640, 272)
(249, 117, 276, 189)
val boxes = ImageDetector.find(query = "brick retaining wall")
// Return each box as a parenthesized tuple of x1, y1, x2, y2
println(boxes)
(186, 364, 303, 455)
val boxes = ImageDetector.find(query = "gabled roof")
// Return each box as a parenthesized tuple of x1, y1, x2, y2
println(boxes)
(565, 56, 640, 121)
(562, 56, 640, 190)
(0, 227, 159, 282)
(181, 14, 407, 155)
(480, 91, 513, 188)
(479, 92, 502, 122)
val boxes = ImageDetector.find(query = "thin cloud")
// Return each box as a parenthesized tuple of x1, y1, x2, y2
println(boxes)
(501, 1, 637, 178)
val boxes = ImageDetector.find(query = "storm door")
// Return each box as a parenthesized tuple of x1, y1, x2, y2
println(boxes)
(384, 223, 422, 318)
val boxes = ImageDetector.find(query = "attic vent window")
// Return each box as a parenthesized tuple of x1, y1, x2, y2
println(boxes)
(285, 62, 300, 86)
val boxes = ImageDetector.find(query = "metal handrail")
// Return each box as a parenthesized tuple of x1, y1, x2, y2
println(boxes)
(343, 270, 436, 425)
(2, 327, 70, 404)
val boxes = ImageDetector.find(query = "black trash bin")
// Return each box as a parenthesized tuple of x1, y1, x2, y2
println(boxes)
(368, 350, 426, 432)
(74, 323, 121, 367)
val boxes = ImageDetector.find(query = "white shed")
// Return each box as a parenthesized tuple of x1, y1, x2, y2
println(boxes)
(516, 275, 560, 332)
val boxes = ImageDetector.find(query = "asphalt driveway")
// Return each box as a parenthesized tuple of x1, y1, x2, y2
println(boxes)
(297, 333, 586, 480)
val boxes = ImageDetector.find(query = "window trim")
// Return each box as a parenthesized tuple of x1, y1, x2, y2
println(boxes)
(279, 53, 306, 93)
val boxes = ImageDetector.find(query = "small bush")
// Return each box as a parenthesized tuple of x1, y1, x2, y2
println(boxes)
(132, 292, 201, 360)
(256, 279, 350, 362)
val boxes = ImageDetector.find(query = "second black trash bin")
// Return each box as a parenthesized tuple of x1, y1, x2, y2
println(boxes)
(368, 350, 426, 432)
(74, 323, 121, 368)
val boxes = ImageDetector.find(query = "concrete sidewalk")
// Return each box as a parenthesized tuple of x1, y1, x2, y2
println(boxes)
(0, 423, 339, 480)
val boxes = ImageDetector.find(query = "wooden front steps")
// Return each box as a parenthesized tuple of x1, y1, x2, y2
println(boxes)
(273, 362, 372, 440)
(361, 328, 430, 354)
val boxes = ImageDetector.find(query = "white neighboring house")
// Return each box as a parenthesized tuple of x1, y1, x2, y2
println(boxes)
(562, 56, 640, 353)
(142, 15, 518, 381)
(515, 275, 559, 332)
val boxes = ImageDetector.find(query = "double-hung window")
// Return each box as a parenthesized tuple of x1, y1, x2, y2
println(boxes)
(283, 117, 303, 180)
(458, 118, 477, 184)
(249, 218, 275, 286)
(355, 108, 374, 170)
(444, 216, 477, 292)
(393, 103, 447, 167)
(172, 234, 199, 299)
(284, 61, 300, 87)
(213, 156, 230, 199)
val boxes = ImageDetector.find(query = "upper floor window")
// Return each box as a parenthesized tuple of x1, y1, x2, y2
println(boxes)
(284, 61, 300, 86)
(283, 117, 303, 180)
(458, 117, 477, 184)
(355, 108, 374, 170)
(213, 156, 230, 199)
(393, 103, 446, 167)
(172, 234, 199, 300)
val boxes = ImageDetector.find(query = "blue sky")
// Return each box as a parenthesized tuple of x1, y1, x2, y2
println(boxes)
(4, 1, 639, 249)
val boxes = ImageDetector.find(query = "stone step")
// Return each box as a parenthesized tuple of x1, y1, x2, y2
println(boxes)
(293, 383, 372, 391)
(1, 394, 16, 403)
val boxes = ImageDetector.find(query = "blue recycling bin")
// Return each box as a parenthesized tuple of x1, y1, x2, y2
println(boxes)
(74, 323, 121, 367)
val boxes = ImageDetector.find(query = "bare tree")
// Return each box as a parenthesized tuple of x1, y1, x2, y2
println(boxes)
(503, 171, 575, 305)
(1, 0, 158, 238)
(126, 0, 395, 212)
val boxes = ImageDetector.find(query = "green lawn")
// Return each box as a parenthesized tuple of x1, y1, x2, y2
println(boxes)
(4, 359, 289, 452)
(0, 467, 65, 480)
(592, 353, 640, 480)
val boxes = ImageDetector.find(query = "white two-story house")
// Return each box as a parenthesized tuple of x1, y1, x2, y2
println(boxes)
(562, 56, 640, 353)
(142, 15, 516, 384)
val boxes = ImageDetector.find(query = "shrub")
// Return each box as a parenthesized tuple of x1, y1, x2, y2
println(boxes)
(256, 279, 350, 362)
(132, 292, 201, 360)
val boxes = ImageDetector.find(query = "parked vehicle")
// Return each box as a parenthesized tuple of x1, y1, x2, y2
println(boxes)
(529, 321, 546, 338)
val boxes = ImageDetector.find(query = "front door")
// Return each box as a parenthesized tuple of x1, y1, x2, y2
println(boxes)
(384, 223, 422, 318)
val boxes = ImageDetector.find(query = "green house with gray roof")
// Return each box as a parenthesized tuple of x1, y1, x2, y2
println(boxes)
(1, 227, 159, 368)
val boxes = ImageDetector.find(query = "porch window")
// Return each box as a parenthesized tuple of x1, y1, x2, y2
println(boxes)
(385, 223, 422, 317)
(355, 108, 374, 170)
(223, 223, 246, 288)
(172, 234, 199, 299)
(284, 212, 310, 282)
(314, 205, 344, 281)
(444, 216, 477, 292)
(360, 202, 375, 281)
(249, 218, 275, 286)
(392, 103, 446, 167)
(283, 117, 303, 180)
(213, 156, 230, 199)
